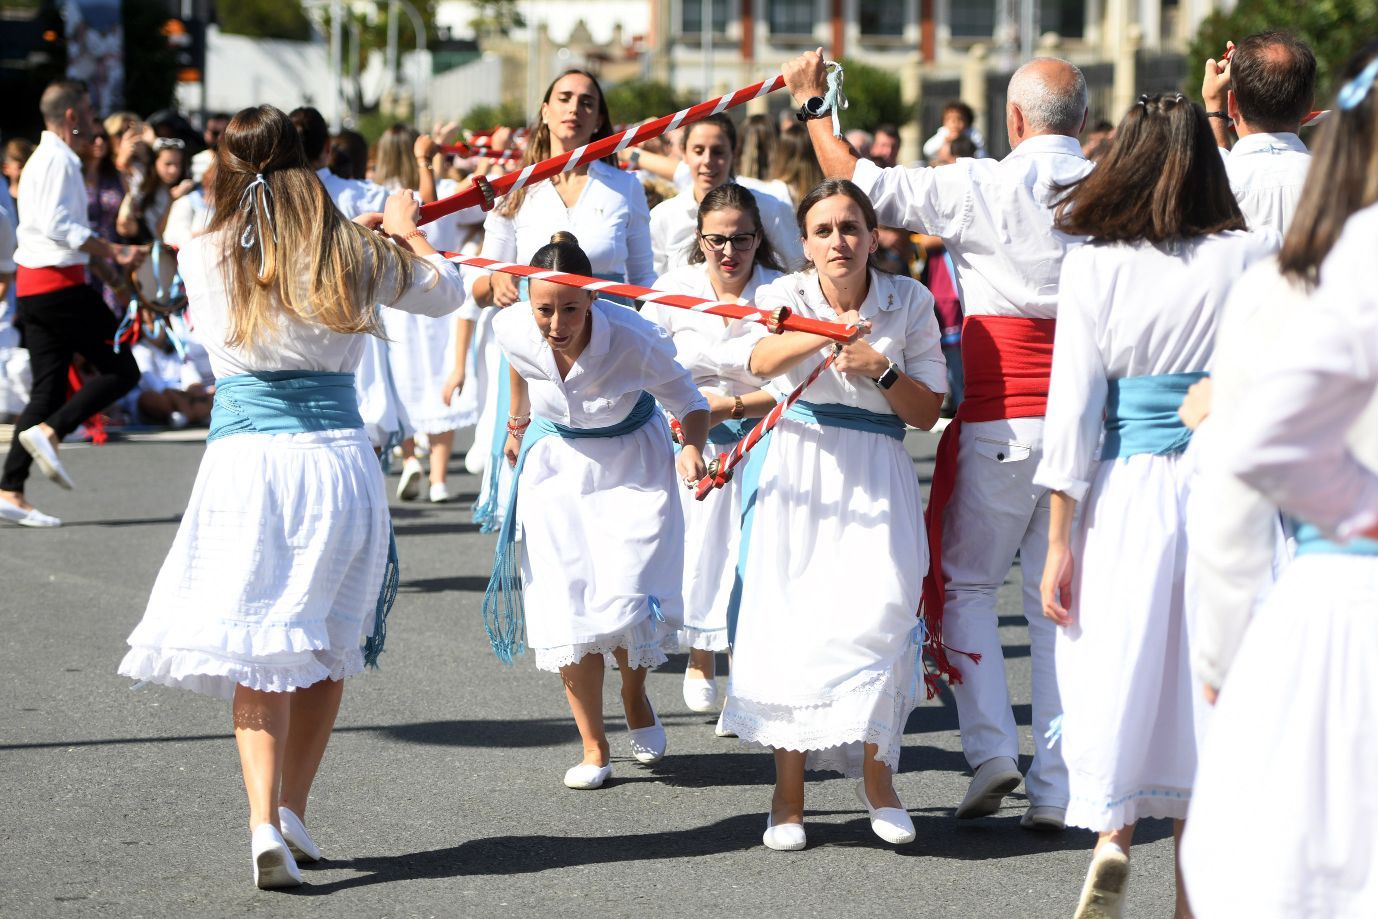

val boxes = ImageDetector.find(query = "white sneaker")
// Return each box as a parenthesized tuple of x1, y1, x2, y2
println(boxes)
(429, 482, 450, 503)
(18, 426, 74, 490)
(713, 711, 737, 738)
(278, 806, 322, 863)
(762, 814, 807, 851)
(682, 674, 717, 712)
(855, 782, 917, 844)
(563, 762, 612, 789)
(396, 457, 423, 500)
(250, 824, 302, 889)
(0, 500, 61, 527)
(1074, 843, 1130, 919)
(627, 700, 666, 764)
(955, 755, 1023, 819)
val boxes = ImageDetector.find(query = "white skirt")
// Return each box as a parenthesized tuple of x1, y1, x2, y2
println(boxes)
(517, 419, 684, 672)
(1182, 554, 1378, 918)
(382, 309, 472, 436)
(355, 334, 408, 450)
(677, 431, 744, 653)
(722, 418, 925, 776)
(118, 429, 390, 699)
(465, 309, 501, 475)
(1057, 452, 1205, 831)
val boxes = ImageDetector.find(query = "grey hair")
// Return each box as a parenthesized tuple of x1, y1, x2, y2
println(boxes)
(1007, 58, 1088, 135)
(39, 80, 88, 127)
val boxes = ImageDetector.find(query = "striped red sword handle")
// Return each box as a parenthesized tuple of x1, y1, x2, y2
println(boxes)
(693, 344, 844, 501)
(441, 253, 857, 343)
(418, 74, 787, 225)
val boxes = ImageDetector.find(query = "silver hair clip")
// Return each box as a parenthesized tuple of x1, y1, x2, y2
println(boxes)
(1136, 94, 1151, 111)
(1339, 58, 1378, 111)
(238, 172, 276, 274)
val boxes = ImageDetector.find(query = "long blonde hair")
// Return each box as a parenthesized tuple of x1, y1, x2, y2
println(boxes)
(498, 69, 617, 218)
(374, 122, 420, 190)
(206, 105, 422, 349)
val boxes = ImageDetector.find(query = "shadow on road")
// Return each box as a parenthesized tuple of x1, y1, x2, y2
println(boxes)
(284, 804, 1127, 896)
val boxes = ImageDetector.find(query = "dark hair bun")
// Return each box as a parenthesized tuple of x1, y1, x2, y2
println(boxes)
(550, 230, 579, 247)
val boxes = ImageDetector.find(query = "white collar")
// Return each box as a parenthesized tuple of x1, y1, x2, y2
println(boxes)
(1230, 132, 1308, 156)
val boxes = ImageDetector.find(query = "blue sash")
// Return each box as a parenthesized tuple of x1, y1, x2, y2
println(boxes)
(207, 370, 397, 667)
(482, 391, 660, 662)
(726, 400, 904, 644)
(1101, 372, 1207, 460)
(708, 418, 750, 446)
(1294, 522, 1378, 557)
(786, 400, 907, 440)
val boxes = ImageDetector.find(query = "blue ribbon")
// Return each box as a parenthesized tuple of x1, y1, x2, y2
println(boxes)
(1293, 521, 1378, 558)
(1100, 372, 1207, 460)
(482, 391, 660, 662)
(786, 400, 906, 440)
(206, 370, 397, 667)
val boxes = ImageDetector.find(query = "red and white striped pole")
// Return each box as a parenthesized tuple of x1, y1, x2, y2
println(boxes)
(442, 252, 858, 342)
(693, 344, 843, 501)
(418, 74, 787, 225)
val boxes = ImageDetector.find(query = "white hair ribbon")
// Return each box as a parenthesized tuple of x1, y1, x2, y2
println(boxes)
(238, 172, 276, 274)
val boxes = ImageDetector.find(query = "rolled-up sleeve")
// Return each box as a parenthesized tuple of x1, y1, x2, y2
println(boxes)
(852, 157, 966, 239)
(900, 286, 948, 394)
(382, 252, 465, 318)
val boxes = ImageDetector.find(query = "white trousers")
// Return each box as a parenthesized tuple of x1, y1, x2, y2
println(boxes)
(939, 417, 1068, 808)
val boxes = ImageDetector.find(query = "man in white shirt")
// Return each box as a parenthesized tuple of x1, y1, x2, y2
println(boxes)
(289, 107, 389, 219)
(1, 80, 143, 528)
(1203, 31, 1316, 234)
(649, 113, 806, 276)
(785, 50, 1091, 830)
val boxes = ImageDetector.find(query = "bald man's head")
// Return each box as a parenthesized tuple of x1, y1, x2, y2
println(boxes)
(1007, 58, 1088, 138)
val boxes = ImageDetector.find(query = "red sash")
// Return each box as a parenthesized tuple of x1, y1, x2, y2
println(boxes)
(920, 314, 1056, 695)
(16, 264, 85, 297)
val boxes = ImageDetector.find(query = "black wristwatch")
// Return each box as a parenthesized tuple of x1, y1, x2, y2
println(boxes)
(796, 96, 829, 122)
(874, 361, 901, 390)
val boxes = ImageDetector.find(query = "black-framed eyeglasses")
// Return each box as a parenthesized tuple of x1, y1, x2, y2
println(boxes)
(699, 232, 758, 252)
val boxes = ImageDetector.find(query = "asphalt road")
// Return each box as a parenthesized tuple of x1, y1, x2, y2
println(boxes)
(0, 430, 1177, 918)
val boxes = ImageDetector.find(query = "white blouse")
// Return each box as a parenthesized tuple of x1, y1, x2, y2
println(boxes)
(492, 298, 708, 428)
(181, 229, 464, 379)
(642, 263, 782, 397)
(1188, 257, 1307, 689)
(852, 135, 1092, 319)
(1221, 132, 1310, 236)
(480, 160, 653, 286)
(751, 269, 948, 413)
(1227, 204, 1378, 537)
(1034, 230, 1280, 501)
(649, 184, 806, 277)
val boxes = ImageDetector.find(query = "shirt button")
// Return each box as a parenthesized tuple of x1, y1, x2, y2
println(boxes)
(996, 452, 1005, 461)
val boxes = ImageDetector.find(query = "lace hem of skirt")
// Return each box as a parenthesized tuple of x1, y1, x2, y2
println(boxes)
(1064, 785, 1192, 832)
(720, 690, 912, 776)
(678, 625, 730, 653)
(533, 629, 679, 673)
(117, 645, 364, 701)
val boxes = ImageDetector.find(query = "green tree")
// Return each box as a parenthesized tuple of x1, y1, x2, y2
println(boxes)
(603, 80, 689, 124)
(122, 0, 180, 115)
(216, 0, 313, 41)
(835, 57, 903, 131)
(459, 100, 530, 134)
(469, 0, 525, 40)
(1188, 0, 1378, 106)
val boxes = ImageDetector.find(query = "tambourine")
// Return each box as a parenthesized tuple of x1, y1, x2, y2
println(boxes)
(129, 242, 187, 315)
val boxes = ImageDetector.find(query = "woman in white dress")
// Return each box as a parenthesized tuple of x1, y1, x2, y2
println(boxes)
(374, 125, 469, 502)
(1182, 51, 1378, 919)
(486, 232, 709, 789)
(722, 180, 946, 851)
(649, 114, 805, 278)
(1032, 95, 1278, 919)
(470, 69, 654, 532)
(644, 183, 784, 715)
(117, 106, 464, 889)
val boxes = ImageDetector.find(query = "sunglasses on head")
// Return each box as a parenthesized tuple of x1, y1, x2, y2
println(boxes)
(153, 137, 186, 151)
